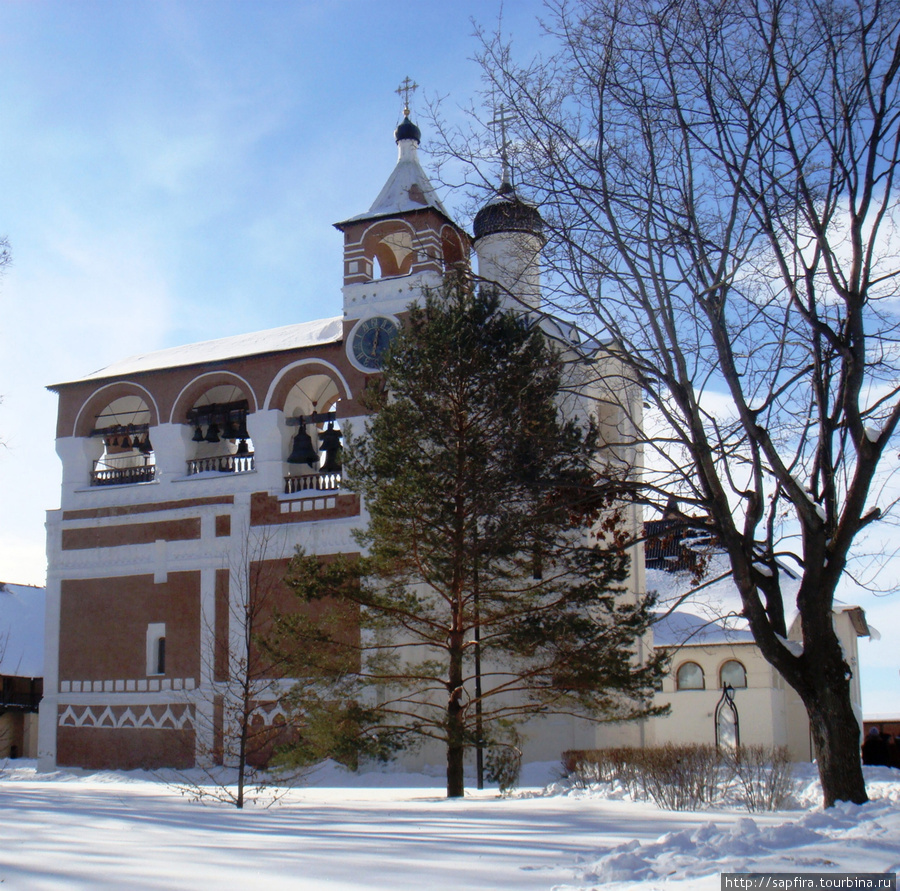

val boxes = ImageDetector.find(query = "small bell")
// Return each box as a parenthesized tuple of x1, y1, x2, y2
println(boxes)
(236, 439, 250, 457)
(205, 422, 221, 444)
(192, 425, 205, 443)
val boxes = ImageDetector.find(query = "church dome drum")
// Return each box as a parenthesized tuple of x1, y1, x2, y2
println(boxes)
(473, 182, 544, 242)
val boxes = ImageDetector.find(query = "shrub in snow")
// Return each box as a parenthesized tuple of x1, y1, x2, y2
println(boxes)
(562, 744, 795, 811)
(724, 745, 793, 812)
(485, 744, 523, 795)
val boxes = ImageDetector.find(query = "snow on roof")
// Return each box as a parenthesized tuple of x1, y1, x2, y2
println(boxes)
(0, 583, 44, 677)
(647, 560, 870, 648)
(339, 138, 450, 225)
(652, 610, 755, 647)
(646, 561, 747, 617)
(52, 316, 344, 386)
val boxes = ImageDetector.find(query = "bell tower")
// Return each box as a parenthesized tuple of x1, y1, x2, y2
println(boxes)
(334, 80, 469, 325)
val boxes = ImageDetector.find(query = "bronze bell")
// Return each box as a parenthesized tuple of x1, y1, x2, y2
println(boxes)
(205, 422, 221, 444)
(318, 422, 342, 473)
(287, 427, 319, 466)
(236, 439, 250, 457)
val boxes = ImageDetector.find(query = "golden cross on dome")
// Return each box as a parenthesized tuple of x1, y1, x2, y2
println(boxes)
(396, 77, 419, 116)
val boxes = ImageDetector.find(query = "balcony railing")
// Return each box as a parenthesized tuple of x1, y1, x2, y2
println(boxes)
(284, 470, 342, 494)
(91, 457, 156, 487)
(186, 453, 256, 476)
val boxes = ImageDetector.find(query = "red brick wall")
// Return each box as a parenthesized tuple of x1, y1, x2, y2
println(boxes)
(59, 572, 201, 681)
(57, 725, 195, 770)
(62, 518, 201, 551)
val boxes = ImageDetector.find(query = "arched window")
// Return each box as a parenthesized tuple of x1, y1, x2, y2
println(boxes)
(720, 659, 747, 689)
(187, 384, 254, 475)
(284, 374, 342, 493)
(676, 661, 705, 690)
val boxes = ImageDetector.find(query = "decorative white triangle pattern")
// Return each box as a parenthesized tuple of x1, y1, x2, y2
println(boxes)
(57, 704, 195, 730)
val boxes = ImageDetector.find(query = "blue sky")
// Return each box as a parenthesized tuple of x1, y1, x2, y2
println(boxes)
(1, 1, 897, 715)
(0, 0, 543, 585)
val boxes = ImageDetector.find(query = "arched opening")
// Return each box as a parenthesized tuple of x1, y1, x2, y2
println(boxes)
(90, 395, 155, 486)
(357, 221, 419, 281)
(186, 384, 254, 475)
(675, 661, 705, 691)
(441, 226, 467, 271)
(283, 373, 342, 494)
(373, 229, 415, 278)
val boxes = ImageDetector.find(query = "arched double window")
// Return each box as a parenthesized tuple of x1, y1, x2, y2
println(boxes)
(675, 661, 705, 690)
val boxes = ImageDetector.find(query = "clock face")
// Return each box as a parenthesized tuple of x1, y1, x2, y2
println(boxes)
(350, 316, 399, 370)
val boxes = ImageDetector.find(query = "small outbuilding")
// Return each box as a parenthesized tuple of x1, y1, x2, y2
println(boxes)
(0, 582, 45, 759)
(646, 589, 871, 761)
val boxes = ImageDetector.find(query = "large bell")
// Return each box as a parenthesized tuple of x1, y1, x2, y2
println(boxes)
(205, 422, 221, 444)
(318, 423, 342, 473)
(287, 427, 319, 466)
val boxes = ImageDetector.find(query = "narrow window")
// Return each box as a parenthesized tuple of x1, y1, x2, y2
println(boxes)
(146, 623, 166, 676)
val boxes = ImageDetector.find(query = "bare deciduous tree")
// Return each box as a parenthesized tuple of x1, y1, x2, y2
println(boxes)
(175, 526, 298, 808)
(435, 0, 900, 806)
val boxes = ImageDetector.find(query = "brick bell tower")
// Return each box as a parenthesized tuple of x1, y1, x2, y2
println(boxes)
(333, 79, 470, 374)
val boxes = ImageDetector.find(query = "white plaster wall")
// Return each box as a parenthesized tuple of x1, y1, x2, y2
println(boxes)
(342, 270, 444, 321)
(475, 232, 542, 310)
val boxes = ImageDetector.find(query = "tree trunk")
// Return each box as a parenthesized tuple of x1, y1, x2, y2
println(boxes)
(446, 733, 465, 799)
(446, 628, 466, 799)
(804, 678, 867, 808)
(236, 702, 248, 810)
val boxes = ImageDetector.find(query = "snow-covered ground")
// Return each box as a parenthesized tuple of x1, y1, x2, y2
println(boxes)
(0, 759, 897, 890)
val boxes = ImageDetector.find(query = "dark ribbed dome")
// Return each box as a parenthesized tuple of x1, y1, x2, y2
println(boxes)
(394, 115, 421, 144)
(473, 182, 544, 240)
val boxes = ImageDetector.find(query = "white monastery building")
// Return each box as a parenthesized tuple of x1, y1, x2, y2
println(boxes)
(39, 105, 868, 772)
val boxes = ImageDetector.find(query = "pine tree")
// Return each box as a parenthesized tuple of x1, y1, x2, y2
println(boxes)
(269, 277, 665, 798)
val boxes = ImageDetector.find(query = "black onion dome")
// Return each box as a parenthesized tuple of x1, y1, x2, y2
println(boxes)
(473, 182, 544, 240)
(394, 115, 421, 144)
